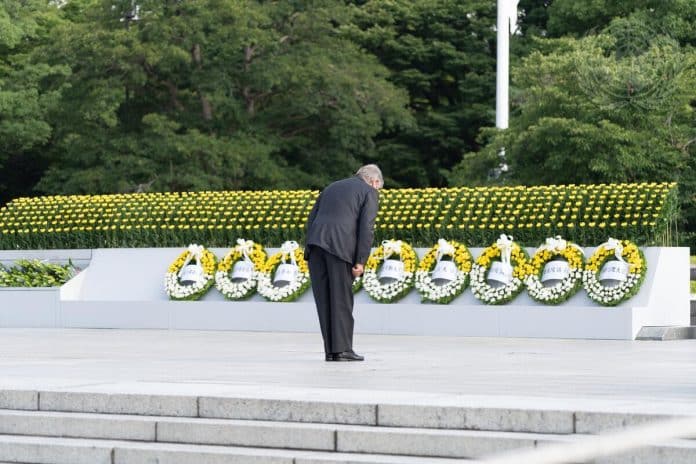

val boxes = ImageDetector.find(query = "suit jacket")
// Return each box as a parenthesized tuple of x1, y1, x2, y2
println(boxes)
(305, 176, 379, 265)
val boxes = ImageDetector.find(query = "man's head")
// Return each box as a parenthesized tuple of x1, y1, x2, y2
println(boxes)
(355, 164, 383, 190)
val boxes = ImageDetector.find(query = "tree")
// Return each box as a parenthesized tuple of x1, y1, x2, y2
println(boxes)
(545, 0, 696, 47)
(450, 17, 696, 231)
(344, 0, 497, 187)
(0, 1, 68, 204)
(35, 0, 411, 194)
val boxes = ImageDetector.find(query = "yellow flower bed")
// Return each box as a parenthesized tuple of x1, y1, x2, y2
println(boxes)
(0, 182, 677, 249)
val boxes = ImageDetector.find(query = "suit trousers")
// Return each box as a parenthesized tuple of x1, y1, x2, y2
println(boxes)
(307, 246, 354, 354)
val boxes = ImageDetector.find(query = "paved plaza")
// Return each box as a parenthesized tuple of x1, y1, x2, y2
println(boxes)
(1, 328, 696, 414)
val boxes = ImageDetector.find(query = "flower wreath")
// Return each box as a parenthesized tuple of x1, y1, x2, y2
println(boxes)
(215, 239, 267, 300)
(257, 240, 311, 302)
(583, 238, 647, 306)
(363, 239, 418, 303)
(164, 244, 217, 301)
(415, 239, 473, 304)
(526, 236, 585, 305)
(471, 234, 530, 305)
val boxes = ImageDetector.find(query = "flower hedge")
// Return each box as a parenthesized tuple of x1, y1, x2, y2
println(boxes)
(0, 182, 678, 249)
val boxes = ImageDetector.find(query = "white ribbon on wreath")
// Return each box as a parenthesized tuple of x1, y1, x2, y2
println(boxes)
(178, 244, 204, 278)
(235, 238, 255, 264)
(495, 234, 514, 265)
(382, 240, 403, 260)
(280, 240, 299, 266)
(538, 235, 585, 256)
(435, 238, 455, 263)
(599, 237, 625, 262)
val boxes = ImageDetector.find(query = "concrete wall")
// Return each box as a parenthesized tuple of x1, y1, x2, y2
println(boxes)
(0, 247, 690, 340)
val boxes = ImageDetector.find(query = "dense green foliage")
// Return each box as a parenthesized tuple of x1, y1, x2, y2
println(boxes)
(0, 182, 679, 249)
(450, 0, 696, 244)
(344, 0, 497, 187)
(36, 0, 412, 193)
(0, 0, 694, 243)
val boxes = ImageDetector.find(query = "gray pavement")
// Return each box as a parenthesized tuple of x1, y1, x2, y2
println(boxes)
(1, 329, 696, 414)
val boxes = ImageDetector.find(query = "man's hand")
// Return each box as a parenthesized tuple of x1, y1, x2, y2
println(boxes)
(352, 263, 364, 278)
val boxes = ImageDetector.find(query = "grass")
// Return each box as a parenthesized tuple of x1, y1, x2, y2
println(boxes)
(692, 281, 696, 295)
(691, 256, 696, 265)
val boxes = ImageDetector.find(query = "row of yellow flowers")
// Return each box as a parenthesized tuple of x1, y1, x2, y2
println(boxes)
(0, 182, 678, 249)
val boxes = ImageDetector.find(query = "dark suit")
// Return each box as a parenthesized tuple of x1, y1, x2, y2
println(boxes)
(305, 176, 379, 354)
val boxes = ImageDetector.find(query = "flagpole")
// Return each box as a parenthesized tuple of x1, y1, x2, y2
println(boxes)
(496, 0, 514, 130)
(493, 0, 518, 178)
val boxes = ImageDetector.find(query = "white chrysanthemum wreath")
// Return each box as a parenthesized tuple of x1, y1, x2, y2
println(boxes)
(415, 238, 473, 304)
(257, 240, 311, 302)
(363, 239, 418, 303)
(526, 236, 585, 305)
(215, 238, 267, 300)
(583, 238, 647, 306)
(164, 244, 216, 301)
(471, 234, 530, 305)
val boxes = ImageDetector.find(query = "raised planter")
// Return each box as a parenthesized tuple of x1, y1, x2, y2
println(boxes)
(0, 250, 91, 328)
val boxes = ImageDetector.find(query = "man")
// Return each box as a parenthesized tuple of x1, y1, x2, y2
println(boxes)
(305, 164, 382, 362)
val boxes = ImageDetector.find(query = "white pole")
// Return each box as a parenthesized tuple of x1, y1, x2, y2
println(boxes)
(496, 0, 518, 130)
(496, 0, 510, 130)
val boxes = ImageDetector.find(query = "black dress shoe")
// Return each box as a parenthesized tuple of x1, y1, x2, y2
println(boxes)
(325, 353, 337, 361)
(334, 350, 364, 362)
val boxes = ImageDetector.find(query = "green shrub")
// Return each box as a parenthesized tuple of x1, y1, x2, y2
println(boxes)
(0, 259, 77, 287)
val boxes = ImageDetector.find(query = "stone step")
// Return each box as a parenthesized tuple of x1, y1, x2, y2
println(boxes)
(0, 409, 560, 459)
(2, 433, 696, 464)
(4, 389, 696, 436)
(0, 434, 465, 464)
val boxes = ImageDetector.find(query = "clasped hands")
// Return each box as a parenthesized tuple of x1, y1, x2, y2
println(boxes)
(352, 263, 364, 278)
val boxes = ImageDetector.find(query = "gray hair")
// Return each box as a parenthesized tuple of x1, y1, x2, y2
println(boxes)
(355, 164, 384, 188)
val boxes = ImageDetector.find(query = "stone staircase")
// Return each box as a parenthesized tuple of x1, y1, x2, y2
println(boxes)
(0, 389, 696, 463)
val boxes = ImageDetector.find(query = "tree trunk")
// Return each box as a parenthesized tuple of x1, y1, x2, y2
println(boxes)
(191, 43, 213, 121)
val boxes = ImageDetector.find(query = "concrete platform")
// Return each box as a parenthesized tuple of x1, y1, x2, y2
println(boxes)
(1, 328, 696, 409)
(2, 329, 696, 463)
